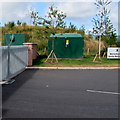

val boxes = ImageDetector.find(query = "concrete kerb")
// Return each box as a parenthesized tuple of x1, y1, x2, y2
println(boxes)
(26, 67, 120, 70)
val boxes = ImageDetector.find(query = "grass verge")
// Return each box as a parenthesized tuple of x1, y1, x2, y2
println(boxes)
(33, 56, 120, 67)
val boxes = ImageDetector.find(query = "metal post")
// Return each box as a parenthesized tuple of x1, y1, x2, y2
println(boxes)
(7, 45, 10, 78)
(3, 34, 15, 84)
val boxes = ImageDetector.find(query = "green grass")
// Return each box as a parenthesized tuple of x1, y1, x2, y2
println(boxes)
(33, 56, 120, 67)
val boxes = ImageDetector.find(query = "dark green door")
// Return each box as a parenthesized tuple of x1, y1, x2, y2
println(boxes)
(48, 37, 84, 58)
(64, 38, 84, 58)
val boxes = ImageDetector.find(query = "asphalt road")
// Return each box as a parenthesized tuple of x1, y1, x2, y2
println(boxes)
(2, 69, 119, 118)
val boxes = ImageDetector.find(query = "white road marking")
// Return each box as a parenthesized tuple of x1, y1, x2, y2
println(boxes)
(87, 89, 120, 95)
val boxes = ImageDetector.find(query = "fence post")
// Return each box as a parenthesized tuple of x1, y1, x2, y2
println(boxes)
(87, 48, 90, 55)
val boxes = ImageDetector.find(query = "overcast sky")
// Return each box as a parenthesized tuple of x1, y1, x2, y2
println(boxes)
(0, 0, 119, 34)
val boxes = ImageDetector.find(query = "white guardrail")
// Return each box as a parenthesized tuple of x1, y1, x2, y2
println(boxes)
(0, 45, 28, 81)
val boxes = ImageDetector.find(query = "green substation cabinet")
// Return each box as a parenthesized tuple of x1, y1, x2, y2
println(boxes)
(4, 33, 25, 46)
(48, 33, 84, 59)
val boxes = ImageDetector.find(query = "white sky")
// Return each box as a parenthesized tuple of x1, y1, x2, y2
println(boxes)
(0, 0, 119, 2)
(0, 0, 119, 34)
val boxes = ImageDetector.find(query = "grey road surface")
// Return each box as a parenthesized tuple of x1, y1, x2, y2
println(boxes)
(2, 69, 119, 118)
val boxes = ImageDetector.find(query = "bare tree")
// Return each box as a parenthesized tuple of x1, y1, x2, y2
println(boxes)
(92, 0, 116, 58)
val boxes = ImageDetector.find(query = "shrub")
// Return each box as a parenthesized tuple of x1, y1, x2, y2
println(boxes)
(2, 25, 106, 56)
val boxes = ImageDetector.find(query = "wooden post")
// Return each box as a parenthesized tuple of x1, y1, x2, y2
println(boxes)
(103, 52, 106, 57)
(44, 50, 53, 63)
(87, 48, 90, 55)
(93, 53, 98, 62)
(98, 35, 101, 59)
(44, 50, 58, 63)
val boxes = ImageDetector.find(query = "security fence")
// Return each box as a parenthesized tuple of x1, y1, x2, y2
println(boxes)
(0, 45, 28, 81)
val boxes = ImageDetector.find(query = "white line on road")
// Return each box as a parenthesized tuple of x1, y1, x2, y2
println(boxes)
(87, 89, 120, 95)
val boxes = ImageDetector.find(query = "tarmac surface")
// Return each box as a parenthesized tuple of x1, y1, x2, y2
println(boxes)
(2, 69, 119, 118)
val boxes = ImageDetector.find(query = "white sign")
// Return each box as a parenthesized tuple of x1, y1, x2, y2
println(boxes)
(107, 47, 120, 59)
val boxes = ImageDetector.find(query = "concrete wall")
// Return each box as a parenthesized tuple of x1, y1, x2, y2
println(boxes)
(0, 45, 28, 81)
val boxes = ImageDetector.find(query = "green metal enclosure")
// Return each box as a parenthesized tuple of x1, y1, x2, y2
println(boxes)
(48, 33, 84, 58)
(4, 33, 25, 46)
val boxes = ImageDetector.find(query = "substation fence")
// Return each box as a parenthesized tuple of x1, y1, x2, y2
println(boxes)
(0, 45, 28, 81)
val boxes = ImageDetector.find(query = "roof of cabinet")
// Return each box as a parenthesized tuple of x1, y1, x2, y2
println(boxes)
(50, 33, 84, 38)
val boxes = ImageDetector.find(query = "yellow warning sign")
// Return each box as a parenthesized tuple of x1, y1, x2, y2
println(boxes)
(66, 40, 69, 45)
